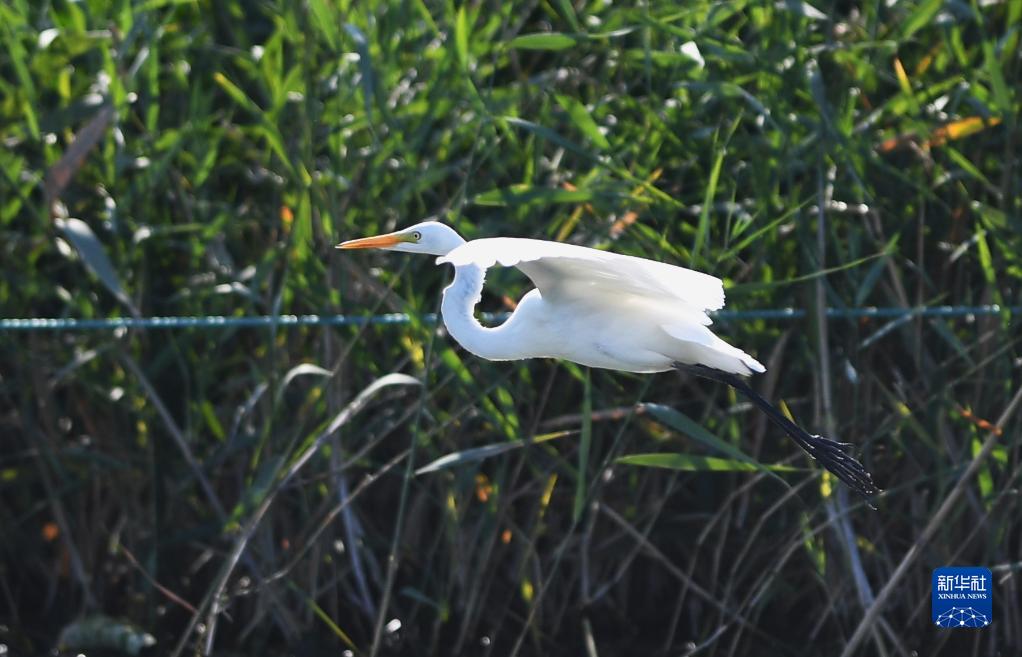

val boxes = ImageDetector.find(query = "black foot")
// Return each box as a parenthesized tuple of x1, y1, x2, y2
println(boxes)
(791, 432, 881, 502)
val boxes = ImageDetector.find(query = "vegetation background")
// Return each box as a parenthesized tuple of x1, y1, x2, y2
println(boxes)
(1, 0, 1019, 655)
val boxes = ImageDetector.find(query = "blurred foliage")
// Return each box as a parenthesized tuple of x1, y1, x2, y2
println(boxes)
(1, 0, 1020, 655)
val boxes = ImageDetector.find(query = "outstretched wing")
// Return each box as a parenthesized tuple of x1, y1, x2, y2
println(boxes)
(438, 237, 725, 321)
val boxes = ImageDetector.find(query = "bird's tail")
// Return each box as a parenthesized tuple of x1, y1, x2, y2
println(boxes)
(661, 323, 765, 376)
(674, 363, 880, 505)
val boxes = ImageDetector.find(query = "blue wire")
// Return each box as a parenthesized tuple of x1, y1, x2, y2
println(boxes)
(0, 306, 1015, 332)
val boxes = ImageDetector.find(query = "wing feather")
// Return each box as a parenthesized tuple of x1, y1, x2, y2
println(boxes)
(438, 237, 725, 315)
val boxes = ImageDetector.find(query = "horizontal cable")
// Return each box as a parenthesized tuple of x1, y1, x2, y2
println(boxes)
(0, 305, 1016, 332)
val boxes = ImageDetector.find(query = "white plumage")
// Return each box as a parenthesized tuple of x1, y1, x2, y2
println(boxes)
(437, 236, 763, 375)
(439, 236, 726, 313)
(338, 220, 878, 500)
(340, 222, 761, 375)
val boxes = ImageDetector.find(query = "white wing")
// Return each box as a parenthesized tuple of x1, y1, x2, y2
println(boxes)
(437, 237, 725, 321)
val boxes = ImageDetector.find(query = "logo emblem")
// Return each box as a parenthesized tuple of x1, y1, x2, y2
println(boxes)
(932, 567, 992, 628)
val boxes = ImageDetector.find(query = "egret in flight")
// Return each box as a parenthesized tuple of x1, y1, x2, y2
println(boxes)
(338, 221, 878, 501)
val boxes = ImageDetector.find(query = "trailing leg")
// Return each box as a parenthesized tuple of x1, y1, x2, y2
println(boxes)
(674, 363, 880, 503)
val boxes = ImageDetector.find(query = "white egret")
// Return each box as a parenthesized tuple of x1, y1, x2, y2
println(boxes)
(338, 221, 878, 500)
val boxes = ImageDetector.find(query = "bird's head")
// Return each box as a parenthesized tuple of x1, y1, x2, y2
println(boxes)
(336, 221, 465, 256)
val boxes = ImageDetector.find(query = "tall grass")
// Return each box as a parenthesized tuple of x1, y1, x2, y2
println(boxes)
(1, 1, 1019, 655)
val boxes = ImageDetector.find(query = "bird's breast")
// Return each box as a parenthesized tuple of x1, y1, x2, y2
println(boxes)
(513, 294, 674, 373)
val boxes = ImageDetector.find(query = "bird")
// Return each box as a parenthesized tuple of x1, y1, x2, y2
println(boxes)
(338, 221, 879, 502)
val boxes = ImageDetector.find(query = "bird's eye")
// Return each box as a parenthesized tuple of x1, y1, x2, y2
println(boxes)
(412, 231, 422, 241)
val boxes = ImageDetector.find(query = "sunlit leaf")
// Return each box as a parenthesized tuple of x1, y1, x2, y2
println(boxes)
(56, 217, 137, 315)
(554, 94, 610, 150)
(473, 184, 594, 206)
(509, 32, 580, 50)
(617, 453, 797, 472)
(415, 431, 573, 475)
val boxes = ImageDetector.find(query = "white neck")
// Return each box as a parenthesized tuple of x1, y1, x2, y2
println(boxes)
(440, 264, 527, 361)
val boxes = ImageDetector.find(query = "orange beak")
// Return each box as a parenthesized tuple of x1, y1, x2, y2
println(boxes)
(335, 232, 405, 250)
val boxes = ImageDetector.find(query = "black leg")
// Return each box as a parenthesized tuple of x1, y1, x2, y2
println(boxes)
(674, 363, 880, 505)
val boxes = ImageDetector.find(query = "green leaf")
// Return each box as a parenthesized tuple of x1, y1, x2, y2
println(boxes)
(200, 400, 225, 441)
(776, 0, 826, 20)
(438, 348, 517, 439)
(944, 146, 993, 187)
(473, 184, 594, 206)
(551, 0, 581, 31)
(554, 94, 610, 150)
(975, 230, 996, 286)
(982, 40, 1012, 114)
(213, 71, 258, 114)
(503, 116, 595, 160)
(642, 403, 758, 465)
(455, 5, 469, 69)
(854, 254, 888, 306)
(308, 0, 339, 49)
(618, 453, 798, 472)
(415, 431, 572, 475)
(343, 23, 377, 125)
(694, 139, 724, 264)
(56, 217, 137, 315)
(509, 32, 580, 50)
(729, 251, 889, 294)
(900, 0, 942, 39)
